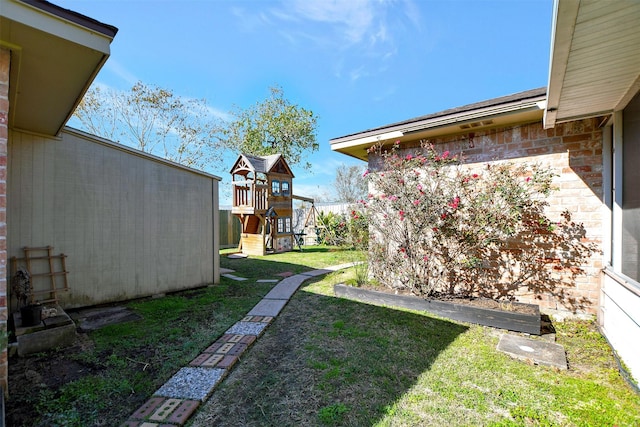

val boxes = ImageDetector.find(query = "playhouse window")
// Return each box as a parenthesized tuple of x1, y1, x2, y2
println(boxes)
(276, 217, 291, 234)
(272, 180, 280, 195)
(281, 181, 290, 196)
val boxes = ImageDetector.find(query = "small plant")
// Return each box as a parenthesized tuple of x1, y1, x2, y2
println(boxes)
(11, 267, 32, 308)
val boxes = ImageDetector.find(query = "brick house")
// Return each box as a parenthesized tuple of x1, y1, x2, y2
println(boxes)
(330, 0, 640, 383)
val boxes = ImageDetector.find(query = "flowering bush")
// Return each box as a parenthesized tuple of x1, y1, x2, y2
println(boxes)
(363, 141, 595, 306)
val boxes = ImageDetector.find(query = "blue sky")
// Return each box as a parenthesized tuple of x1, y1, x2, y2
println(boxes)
(57, 0, 553, 204)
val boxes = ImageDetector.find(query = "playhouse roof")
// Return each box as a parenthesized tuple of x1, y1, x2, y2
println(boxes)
(230, 153, 294, 178)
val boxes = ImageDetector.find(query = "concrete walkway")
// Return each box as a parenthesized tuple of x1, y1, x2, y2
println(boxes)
(121, 263, 356, 427)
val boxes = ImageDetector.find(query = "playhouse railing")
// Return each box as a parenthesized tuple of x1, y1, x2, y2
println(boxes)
(233, 182, 268, 211)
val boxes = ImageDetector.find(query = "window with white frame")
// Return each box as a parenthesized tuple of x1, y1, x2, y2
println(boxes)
(272, 180, 280, 196)
(276, 217, 292, 234)
(609, 92, 640, 285)
(281, 181, 290, 196)
(621, 94, 640, 282)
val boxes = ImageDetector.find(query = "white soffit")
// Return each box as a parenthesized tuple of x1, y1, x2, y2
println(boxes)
(545, 0, 640, 128)
(0, 0, 116, 136)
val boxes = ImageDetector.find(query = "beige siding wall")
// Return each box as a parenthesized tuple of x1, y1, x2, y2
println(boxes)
(8, 128, 218, 309)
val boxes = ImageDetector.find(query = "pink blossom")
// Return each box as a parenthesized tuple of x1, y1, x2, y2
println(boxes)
(472, 173, 479, 179)
(406, 154, 413, 161)
(363, 169, 370, 177)
(423, 256, 429, 262)
(388, 195, 398, 201)
(448, 196, 460, 210)
(417, 184, 423, 191)
(413, 200, 420, 206)
(441, 213, 447, 220)
(432, 227, 438, 232)
(526, 177, 531, 183)
(442, 150, 450, 159)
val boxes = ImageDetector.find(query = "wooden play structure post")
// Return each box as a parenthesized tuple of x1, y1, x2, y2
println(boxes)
(230, 153, 296, 256)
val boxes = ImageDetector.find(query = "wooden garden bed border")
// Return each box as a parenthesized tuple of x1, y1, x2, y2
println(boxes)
(334, 284, 541, 335)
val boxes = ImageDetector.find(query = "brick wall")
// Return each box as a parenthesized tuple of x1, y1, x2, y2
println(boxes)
(369, 118, 603, 315)
(0, 47, 9, 392)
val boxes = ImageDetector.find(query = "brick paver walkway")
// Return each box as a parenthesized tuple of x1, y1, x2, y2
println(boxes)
(121, 263, 356, 427)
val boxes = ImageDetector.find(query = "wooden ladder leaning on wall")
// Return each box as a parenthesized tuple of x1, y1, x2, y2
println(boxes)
(10, 246, 69, 305)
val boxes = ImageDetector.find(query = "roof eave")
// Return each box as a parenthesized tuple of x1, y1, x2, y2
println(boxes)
(543, 0, 579, 129)
(1, 0, 117, 136)
(331, 93, 547, 161)
(544, 0, 640, 129)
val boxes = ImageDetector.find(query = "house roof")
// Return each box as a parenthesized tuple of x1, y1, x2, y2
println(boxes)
(0, 0, 118, 136)
(330, 87, 547, 161)
(544, 0, 640, 128)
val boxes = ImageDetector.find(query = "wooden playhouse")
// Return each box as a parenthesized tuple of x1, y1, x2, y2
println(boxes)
(230, 153, 295, 256)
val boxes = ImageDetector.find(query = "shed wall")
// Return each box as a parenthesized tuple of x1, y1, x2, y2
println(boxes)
(7, 129, 217, 309)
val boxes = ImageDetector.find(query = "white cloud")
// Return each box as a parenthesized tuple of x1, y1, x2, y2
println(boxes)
(231, 7, 273, 31)
(287, 0, 375, 46)
(205, 105, 232, 122)
(104, 59, 138, 86)
(349, 66, 369, 82)
(233, 0, 422, 81)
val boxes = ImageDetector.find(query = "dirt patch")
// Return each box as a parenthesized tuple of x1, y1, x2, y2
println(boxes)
(6, 333, 101, 426)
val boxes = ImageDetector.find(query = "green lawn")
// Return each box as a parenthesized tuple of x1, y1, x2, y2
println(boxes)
(190, 266, 640, 426)
(8, 247, 639, 426)
(8, 246, 356, 426)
